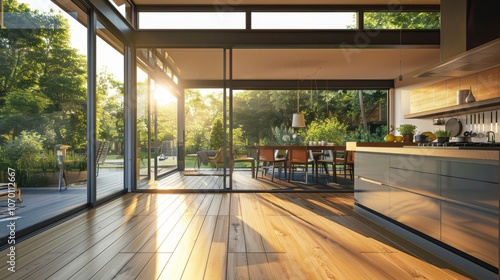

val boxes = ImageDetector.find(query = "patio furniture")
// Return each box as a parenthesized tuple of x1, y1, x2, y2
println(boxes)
(96, 140, 110, 176)
(0, 182, 22, 203)
(232, 151, 255, 178)
(195, 149, 219, 169)
(208, 148, 224, 169)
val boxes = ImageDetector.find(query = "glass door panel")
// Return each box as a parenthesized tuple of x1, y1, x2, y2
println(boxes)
(95, 20, 125, 199)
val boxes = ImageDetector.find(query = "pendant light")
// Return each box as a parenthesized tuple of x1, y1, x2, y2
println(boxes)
(292, 88, 306, 128)
(0, 0, 4, 29)
(398, 6, 403, 81)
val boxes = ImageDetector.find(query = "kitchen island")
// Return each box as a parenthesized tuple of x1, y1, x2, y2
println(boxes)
(349, 144, 499, 279)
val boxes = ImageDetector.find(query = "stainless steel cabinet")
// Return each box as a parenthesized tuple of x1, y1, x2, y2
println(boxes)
(355, 151, 499, 267)
(442, 201, 498, 267)
(354, 177, 390, 216)
(390, 188, 441, 240)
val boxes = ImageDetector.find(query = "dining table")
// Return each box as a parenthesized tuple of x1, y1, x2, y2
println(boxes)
(253, 145, 344, 182)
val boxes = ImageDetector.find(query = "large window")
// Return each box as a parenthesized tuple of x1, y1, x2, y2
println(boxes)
(139, 12, 246, 29)
(364, 11, 440, 29)
(136, 49, 181, 186)
(252, 12, 357, 29)
(96, 21, 125, 199)
(0, 0, 88, 237)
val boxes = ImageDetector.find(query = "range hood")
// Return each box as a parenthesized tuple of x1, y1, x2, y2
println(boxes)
(414, 0, 500, 78)
(414, 38, 500, 78)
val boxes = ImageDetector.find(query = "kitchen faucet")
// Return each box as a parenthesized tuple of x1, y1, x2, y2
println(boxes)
(486, 131, 495, 142)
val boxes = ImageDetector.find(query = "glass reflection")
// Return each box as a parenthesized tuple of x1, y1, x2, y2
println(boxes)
(0, 0, 87, 237)
(96, 20, 125, 198)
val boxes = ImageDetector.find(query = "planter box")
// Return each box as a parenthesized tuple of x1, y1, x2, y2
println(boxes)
(45, 170, 87, 187)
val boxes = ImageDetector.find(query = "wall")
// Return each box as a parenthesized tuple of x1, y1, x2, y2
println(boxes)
(395, 89, 435, 134)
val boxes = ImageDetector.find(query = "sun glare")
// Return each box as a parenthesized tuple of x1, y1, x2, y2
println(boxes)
(154, 86, 176, 106)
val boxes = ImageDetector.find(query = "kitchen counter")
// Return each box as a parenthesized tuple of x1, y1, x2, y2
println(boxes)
(353, 146, 499, 161)
(353, 147, 499, 277)
(346, 141, 417, 150)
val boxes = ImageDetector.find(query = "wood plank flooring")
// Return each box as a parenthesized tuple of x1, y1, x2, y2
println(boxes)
(0, 191, 475, 279)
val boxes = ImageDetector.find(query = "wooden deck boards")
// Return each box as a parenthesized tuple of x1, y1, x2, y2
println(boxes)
(1, 170, 351, 243)
(0, 191, 475, 280)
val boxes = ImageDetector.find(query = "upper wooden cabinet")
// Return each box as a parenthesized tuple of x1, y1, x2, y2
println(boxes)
(408, 66, 499, 118)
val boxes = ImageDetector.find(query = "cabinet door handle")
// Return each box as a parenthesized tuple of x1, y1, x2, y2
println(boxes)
(359, 177, 383, 185)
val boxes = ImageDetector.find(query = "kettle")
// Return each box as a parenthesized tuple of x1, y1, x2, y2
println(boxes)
(486, 131, 495, 143)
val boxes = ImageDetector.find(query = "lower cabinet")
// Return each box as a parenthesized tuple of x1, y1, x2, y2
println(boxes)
(389, 188, 441, 240)
(354, 177, 390, 216)
(442, 202, 498, 267)
(355, 152, 499, 268)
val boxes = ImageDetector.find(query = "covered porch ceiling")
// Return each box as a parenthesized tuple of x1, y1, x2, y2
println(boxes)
(131, 0, 442, 88)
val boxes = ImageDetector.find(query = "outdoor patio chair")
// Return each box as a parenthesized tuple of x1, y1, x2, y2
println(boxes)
(232, 148, 255, 178)
(208, 148, 225, 169)
(96, 140, 110, 176)
(0, 182, 22, 203)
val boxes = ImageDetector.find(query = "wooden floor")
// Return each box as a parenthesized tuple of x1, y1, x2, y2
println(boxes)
(1, 170, 350, 244)
(140, 169, 354, 191)
(0, 191, 474, 279)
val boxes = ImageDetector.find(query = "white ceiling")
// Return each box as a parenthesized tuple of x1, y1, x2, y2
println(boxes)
(134, 0, 442, 87)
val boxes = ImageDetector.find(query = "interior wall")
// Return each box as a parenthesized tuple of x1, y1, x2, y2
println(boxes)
(394, 88, 436, 134)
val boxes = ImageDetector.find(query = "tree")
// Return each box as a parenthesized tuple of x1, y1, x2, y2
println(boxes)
(364, 11, 440, 29)
(184, 89, 223, 152)
(0, 1, 87, 148)
(305, 117, 348, 145)
(209, 119, 224, 149)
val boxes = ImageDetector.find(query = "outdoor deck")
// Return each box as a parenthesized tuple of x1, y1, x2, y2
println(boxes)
(0, 190, 474, 279)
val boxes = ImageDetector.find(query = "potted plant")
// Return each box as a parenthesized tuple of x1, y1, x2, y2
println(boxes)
(396, 124, 417, 142)
(434, 129, 452, 143)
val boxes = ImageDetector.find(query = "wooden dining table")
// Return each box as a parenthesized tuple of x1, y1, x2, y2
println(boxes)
(253, 145, 344, 182)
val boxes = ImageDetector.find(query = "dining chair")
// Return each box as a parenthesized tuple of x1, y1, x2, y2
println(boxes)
(255, 147, 286, 181)
(345, 150, 354, 180)
(315, 146, 345, 183)
(288, 147, 314, 184)
(331, 146, 354, 181)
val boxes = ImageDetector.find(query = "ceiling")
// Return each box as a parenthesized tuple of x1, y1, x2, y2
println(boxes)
(165, 48, 441, 82)
(132, 0, 442, 88)
(132, 0, 439, 5)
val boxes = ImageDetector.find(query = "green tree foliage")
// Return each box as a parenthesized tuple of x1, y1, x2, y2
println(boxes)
(364, 11, 440, 29)
(97, 69, 124, 144)
(183, 88, 388, 149)
(209, 119, 224, 149)
(0, 1, 87, 148)
(4, 131, 44, 171)
(305, 118, 348, 145)
(233, 90, 296, 145)
(184, 89, 223, 152)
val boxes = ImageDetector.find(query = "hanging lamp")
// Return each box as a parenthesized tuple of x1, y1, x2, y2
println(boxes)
(292, 88, 306, 128)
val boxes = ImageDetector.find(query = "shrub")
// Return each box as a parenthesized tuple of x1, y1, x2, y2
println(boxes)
(305, 117, 347, 145)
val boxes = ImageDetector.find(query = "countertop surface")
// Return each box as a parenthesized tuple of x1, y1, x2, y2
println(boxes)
(354, 146, 499, 161)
